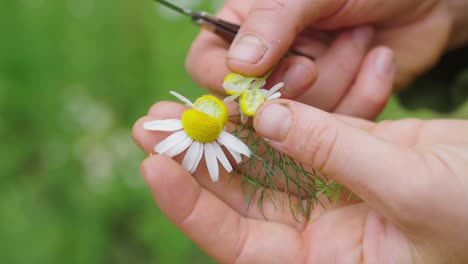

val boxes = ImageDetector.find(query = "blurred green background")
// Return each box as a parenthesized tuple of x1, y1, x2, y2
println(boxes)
(0, 0, 467, 263)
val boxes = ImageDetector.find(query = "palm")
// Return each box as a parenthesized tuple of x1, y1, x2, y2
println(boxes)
(133, 101, 468, 263)
(299, 202, 371, 263)
(138, 153, 411, 263)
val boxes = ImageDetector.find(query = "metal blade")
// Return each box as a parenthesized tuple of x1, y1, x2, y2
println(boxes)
(154, 0, 192, 16)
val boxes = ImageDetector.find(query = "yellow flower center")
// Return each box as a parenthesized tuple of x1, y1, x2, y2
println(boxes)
(223, 73, 258, 96)
(223, 72, 237, 83)
(223, 73, 242, 95)
(240, 88, 266, 117)
(181, 95, 228, 143)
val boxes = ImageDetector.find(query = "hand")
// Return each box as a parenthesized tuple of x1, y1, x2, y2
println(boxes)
(133, 102, 468, 263)
(186, 0, 466, 118)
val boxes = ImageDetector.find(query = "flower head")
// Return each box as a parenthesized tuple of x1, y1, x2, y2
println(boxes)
(222, 73, 260, 96)
(240, 82, 284, 117)
(223, 73, 284, 122)
(144, 91, 251, 182)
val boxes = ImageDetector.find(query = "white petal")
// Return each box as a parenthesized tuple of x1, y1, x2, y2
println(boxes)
(155, 130, 190, 157)
(223, 93, 241, 103)
(182, 141, 203, 173)
(252, 79, 266, 88)
(225, 147, 242, 164)
(267, 92, 281, 100)
(217, 131, 251, 157)
(259, 89, 269, 96)
(169, 91, 194, 108)
(223, 82, 244, 93)
(240, 111, 248, 124)
(211, 142, 232, 173)
(143, 119, 183, 131)
(164, 135, 193, 158)
(267, 82, 284, 97)
(204, 143, 219, 182)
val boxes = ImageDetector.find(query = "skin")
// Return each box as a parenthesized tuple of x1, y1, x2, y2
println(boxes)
(132, 62, 468, 263)
(186, 0, 468, 119)
(134, 1, 468, 261)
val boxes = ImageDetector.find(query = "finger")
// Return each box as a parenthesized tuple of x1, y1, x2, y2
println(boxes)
(132, 102, 310, 227)
(333, 116, 468, 146)
(226, 0, 346, 76)
(373, 4, 451, 87)
(265, 55, 318, 99)
(296, 26, 374, 110)
(225, 0, 423, 77)
(314, 0, 430, 29)
(291, 29, 336, 58)
(333, 47, 395, 119)
(141, 155, 303, 263)
(131, 102, 188, 154)
(185, 2, 246, 94)
(370, 119, 468, 145)
(253, 100, 426, 215)
(307, 114, 468, 146)
(319, 115, 468, 146)
(139, 102, 362, 209)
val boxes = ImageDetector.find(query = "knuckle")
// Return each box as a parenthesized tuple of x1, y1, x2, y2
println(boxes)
(252, 0, 286, 13)
(132, 116, 148, 140)
(147, 101, 168, 116)
(184, 52, 196, 77)
(336, 59, 357, 79)
(249, 0, 286, 21)
(384, 149, 433, 225)
(359, 87, 390, 111)
(332, 0, 359, 19)
(176, 189, 203, 227)
(388, 178, 428, 226)
(187, 55, 226, 92)
(232, 218, 249, 264)
(300, 117, 339, 171)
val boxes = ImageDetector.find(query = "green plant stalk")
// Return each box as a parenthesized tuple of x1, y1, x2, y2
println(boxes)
(232, 120, 353, 221)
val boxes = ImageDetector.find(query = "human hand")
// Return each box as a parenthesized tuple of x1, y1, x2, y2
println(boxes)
(133, 100, 468, 263)
(186, 0, 467, 118)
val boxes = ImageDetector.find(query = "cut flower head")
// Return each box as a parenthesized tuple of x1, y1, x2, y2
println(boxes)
(143, 91, 251, 182)
(223, 73, 284, 122)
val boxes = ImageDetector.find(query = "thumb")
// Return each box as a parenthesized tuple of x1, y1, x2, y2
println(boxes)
(253, 100, 423, 211)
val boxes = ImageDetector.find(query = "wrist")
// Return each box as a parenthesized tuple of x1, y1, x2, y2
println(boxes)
(447, 0, 468, 48)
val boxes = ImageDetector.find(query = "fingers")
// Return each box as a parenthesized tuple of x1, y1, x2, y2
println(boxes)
(226, 0, 344, 76)
(253, 100, 425, 214)
(296, 27, 374, 111)
(370, 119, 468, 146)
(314, 0, 429, 29)
(333, 47, 395, 119)
(141, 155, 303, 263)
(224, 0, 424, 77)
(185, 35, 230, 95)
(373, 3, 451, 87)
(265, 55, 317, 99)
(132, 101, 311, 227)
(185, 2, 246, 94)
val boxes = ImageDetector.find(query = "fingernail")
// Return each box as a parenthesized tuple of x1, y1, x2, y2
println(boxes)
(283, 63, 309, 94)
(227, 34, 267, 63)
(352, 27, 373, 49)
(374, 48, 395, 75)
(256, 103, 292, 142)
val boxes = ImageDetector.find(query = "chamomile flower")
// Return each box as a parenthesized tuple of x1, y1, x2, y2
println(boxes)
(143, 91, 251, 182)
(222, 73, 264, 102)
(223, 73, 284, 122)
(239, 82, 284, 117)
